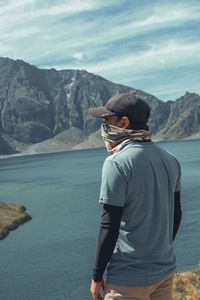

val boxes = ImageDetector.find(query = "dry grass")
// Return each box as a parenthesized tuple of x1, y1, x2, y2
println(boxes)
(174, 268, 200, 300)
(0, 203, 31, 239)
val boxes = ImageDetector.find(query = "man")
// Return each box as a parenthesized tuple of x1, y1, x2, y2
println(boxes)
(89, 92, 182, 300)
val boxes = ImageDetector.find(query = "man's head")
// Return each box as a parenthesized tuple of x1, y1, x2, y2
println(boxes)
(89, 92, 151, 130)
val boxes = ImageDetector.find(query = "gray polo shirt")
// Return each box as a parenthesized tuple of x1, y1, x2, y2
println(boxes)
(99, 141, 181, 286)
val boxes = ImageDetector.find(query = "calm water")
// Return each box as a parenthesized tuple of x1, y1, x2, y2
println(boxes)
(0, 140, 199, 300)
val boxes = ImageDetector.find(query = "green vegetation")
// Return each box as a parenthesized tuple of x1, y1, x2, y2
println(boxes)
(0, 203, 31, 239)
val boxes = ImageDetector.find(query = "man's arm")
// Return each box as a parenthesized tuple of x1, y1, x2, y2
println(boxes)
(173, 191, 182, 240)
(92, 203, 123, 282)
(91, 159, 126, 300)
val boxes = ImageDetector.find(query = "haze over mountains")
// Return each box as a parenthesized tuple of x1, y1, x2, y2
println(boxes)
(0, 57, 200, 155)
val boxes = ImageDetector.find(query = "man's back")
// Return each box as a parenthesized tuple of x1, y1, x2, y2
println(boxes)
(99, 141, 181, 286)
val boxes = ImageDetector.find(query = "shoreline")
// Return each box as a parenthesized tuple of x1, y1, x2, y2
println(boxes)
(0, 203, 31, 239)
(0, 137, 200, 160)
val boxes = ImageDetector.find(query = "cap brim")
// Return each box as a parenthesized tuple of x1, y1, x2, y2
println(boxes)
(88, 106, 115, 118)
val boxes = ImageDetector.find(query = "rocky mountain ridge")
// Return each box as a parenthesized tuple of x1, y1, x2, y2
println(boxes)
(0, 57, 200, 155)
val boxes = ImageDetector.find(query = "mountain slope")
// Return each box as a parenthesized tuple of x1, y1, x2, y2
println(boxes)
(0, 57, 199, 155)
(155, 92, 200, 140)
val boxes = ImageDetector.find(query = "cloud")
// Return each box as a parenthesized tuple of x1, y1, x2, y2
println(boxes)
(0, 0, 124, 60)
(0, 0, 122, 22)
(23, 1, 200, 68)
(72, 52, 85, 61)
(48, 39, 200, 76)
(0, 0, 199, 100)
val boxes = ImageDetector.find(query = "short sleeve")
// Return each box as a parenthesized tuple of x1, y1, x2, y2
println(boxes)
(175, 159, 181, 192)
(99, 159, 127, 207)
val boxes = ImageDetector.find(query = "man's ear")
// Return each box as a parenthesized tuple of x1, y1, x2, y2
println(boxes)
(121, 116, 130, 129)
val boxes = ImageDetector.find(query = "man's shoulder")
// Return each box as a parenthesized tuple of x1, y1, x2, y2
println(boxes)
(105, 142, 180, 168)
(155, 144, 181, 164)
(105, 144, 136, 162)
(104, 143, 146, 168)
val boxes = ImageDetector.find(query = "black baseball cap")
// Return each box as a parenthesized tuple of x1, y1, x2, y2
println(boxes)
(89, 92, 150, 124)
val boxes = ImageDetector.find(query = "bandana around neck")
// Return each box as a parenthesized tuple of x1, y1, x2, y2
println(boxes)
(101, 122, 151, 154)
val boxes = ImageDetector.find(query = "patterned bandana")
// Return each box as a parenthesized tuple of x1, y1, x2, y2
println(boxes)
(101, 122, 151, 154)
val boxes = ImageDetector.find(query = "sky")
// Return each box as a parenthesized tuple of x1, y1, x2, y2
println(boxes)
(0, 0, 200, 101)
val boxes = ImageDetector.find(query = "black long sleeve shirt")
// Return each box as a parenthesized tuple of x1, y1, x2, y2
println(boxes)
(92, 191, 182, 282)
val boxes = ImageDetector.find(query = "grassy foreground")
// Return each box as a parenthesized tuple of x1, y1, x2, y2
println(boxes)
(0, 203, 31, 239)
(174, 268, 200, 300)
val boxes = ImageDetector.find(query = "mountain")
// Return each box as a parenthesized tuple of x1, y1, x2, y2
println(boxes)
(0, 57, 199, 155)
(154, 92, 200, 140)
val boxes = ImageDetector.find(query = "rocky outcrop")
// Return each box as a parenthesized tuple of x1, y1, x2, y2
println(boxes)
(0, 203, 31, 239)
(0, 57, 199, 155)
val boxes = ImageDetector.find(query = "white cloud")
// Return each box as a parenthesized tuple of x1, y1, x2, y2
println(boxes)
(0, 0, 33, 13)
(72, 52, 85, 61)
(39, 39, 200, 85)
(24, 1, 200, 67)
(0, 0, 121, 22)
(1, 27, 41, 41)
(70, 2, 200, 52)
(65, 40, 200, 76)
(0, 0, 123, 59)
(0, 0, 199, 100)
(1, 1, 199, 59)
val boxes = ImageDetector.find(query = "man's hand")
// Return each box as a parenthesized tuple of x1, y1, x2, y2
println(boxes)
(90, 278, 105, 300)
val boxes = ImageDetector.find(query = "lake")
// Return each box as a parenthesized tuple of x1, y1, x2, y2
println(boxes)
(0, 139, 199, 300)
